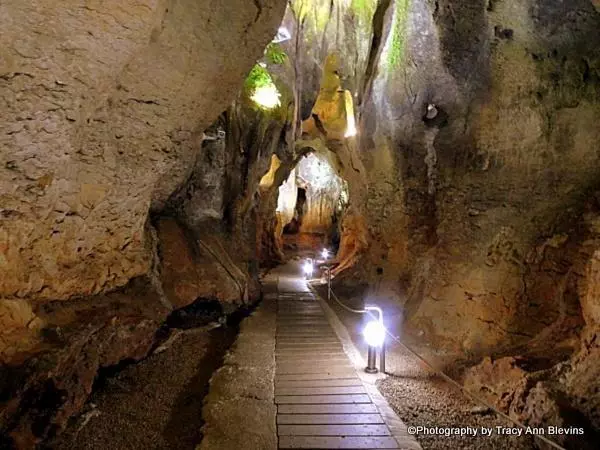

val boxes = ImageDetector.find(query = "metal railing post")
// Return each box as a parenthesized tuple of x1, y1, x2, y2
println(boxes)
(366, 346, 378, 373)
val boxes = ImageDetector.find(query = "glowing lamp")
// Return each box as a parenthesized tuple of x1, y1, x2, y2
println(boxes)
(321, 248, 329, 259)
(363, 305, 386, 374)
(303, 260, 314, 278)
(363, 320, 386, 348)
(251, 85, 281, 109)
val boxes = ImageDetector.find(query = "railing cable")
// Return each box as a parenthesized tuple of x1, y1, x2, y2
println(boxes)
(317, 273, 566, 450)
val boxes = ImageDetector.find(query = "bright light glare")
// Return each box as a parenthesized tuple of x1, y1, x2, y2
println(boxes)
(345, 119, 357, 137)
(344, 90, 357, 137)
(321, 248, 329, 259)
(251, 85, 281, 109)
(363, 321, 385, 347)
(273, 26, 291, 43)
(303, 261, 314, 278)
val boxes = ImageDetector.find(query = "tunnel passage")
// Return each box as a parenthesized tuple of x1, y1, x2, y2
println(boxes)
(283, 187, 306, 234)
(275, 152, 349, 255)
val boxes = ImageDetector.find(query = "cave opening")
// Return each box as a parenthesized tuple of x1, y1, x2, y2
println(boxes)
(282, 187, 306, 234)
(275, 151, 349, 257)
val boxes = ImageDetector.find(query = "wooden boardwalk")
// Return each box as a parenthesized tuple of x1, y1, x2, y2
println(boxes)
(275, 288, 409, 449)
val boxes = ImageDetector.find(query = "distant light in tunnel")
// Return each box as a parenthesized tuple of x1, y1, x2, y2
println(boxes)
(344, 89, 357, 137)
(363, 320, 385, 348)
(345, 121, 357, 138)
(303, 260, 314, 278)
(251, 85, 281, 109)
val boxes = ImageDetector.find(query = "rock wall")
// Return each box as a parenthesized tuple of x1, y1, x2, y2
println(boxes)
(264, 0, 600, 437)
(0, 0, 285, 302)
(354, 0, 600, 356)
(0, 0, 287, 445)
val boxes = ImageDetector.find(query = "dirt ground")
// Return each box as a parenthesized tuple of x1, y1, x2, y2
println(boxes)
(44, 324, 236, 450)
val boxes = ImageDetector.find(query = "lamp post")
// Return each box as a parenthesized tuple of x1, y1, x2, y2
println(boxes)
(363, 306, 385, 374)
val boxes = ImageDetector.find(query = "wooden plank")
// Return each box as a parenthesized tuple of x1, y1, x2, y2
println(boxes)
(277, 327, 332, 332)
(277, 316, 327, 320)
(276, 365, 355, 375)
(275, 352, 345, 358)
(278, 307, 323, 310)
(277, 327, 332, 331)
(276, 359, 350, 366)
(277, 342, 341, 348)
(275, 351, 344, 357)
(275, 386, 367, 396)
(276, 379, 362, 388)
(277, 342, 342, 348)
(278, 424, 390, 436)
(276, 338, 339, 343)
(278, 328, 331, 332)
(276, 335, 337, 340)
(277, 329, 333, 335)
(278, 436, 399, 449)
(277, 309, 323, 313)
(278, 314, 324, 317)
(276, 359, 349, 366)
(277, 372, 357, 381)
(277, 414, 385, 425)
(278, 404, 379, 414)
(277, 322, 330, 327)
(275, 353, 347, 360)
(276, 346, 342, 352)
(275, 394, 371, 404)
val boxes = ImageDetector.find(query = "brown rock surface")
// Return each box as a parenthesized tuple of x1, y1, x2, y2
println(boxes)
(156, 218, 248, 309)
(1, 0, 287, 445)
(0, 0, 286, 302)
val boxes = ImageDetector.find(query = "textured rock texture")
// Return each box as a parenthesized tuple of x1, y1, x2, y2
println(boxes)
(260, 0, 600, 442)
(0, 0, 285, 302)
(354, 0, 600, 357)
(0, 0, 287, 445)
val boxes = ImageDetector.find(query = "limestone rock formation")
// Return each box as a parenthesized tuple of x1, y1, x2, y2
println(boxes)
(2, 0, 600, 446)
(0, 0, 285, 302)
(1, 0, 287, 444)
(256, 0, 600, 439)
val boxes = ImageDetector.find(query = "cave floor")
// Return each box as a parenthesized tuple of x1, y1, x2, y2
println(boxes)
(313, 280, 538, 450)
(42, 261, 539, 450)
(273, 261, 419, 449)
(45, 325, 236, 450)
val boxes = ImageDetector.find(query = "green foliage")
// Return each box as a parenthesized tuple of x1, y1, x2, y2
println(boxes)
(351, 0, 376, 22)
(290, 0, 331, 33)
(387, 0, 410, 70)
(265, 42, 288, 65)
(244, 64, 274, 92)
(290, 0, 309, 21)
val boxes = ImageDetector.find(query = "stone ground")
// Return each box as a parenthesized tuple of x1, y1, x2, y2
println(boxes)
(45, 324, 236, 450)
